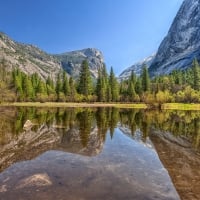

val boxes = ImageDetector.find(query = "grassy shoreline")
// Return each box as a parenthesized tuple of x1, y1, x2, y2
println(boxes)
(0, 102, 148, 109)
(161, 103, 200, 110)
(1, 102, 200, 110)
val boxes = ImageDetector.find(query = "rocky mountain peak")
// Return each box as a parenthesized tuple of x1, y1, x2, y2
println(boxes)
(0, 32, 104, 80)
(55, 48, 104, 78)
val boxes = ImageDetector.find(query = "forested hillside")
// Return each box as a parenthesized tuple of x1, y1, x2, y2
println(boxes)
(1, 58, 200, 104)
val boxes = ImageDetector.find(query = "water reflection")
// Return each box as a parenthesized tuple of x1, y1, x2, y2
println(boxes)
(0, 107, 200, 199)
(1, 107, 200, 151)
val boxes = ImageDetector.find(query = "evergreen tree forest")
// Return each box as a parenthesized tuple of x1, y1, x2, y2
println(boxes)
(1, 59, 200, 104)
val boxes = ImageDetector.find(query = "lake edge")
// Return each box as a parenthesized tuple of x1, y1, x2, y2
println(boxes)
(2, 102, 200, 110)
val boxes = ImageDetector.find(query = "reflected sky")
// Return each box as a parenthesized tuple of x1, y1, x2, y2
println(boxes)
(0, 107, 200, 199)
(0, 128, 179, 200)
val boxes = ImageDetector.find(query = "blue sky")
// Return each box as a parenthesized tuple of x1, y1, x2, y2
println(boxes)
(0, 0, 183, 75)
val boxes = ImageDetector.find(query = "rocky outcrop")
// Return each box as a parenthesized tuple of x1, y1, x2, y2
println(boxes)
(55, 48, 104, 78)
(0, 32, 61, 81)
(149, 0, 200, 76)
(0, 32, 104, 80)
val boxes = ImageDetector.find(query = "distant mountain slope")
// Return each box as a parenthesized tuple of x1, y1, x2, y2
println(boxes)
(0, 32, 61, 80)
(0, 32, 104, 80)
(55, 48, 104, 79)
(149, 0, 200, 76)
(119, 54, 155, 80)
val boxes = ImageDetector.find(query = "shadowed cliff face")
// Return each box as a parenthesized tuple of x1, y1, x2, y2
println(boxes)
(149, 0, 200, 76)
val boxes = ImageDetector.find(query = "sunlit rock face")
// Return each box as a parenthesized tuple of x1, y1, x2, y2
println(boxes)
(55, 48, 104, 79)
(119, 54, 155, 80)
(0, 32, 104, 80)
(149, 0, 200, 76)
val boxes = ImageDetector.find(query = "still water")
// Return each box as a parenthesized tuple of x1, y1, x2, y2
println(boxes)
(0, 107, 200, 200)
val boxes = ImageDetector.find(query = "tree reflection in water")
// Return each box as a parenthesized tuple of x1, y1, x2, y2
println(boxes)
(0, 107, 200, 151)
(0, 107, 200, 199)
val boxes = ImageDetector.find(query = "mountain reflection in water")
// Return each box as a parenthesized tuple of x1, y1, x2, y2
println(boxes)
(0, 107, 200, 200)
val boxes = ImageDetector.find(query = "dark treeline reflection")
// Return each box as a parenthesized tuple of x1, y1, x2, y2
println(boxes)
(0, 107, 200, 151)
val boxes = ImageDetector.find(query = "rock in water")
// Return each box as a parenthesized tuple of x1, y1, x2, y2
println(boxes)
(23, 120, 34, 130)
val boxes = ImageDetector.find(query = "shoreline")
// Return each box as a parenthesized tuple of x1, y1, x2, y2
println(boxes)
(0, 102, 148, 109)
(1, 102, 200, 110)
(161, 103, 200, 110)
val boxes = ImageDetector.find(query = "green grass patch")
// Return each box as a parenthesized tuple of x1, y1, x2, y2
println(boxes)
(162, 103, 200, 110)
(0, 102, 147, 109)
(3, 102, 200, 110)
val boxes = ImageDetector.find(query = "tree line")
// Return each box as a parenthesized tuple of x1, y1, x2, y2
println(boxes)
(4, 107, 200, 150)
(1, 58, 200, 103)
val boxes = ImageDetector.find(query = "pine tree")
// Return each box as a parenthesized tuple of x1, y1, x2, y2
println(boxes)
(96, 65, 108, 102)
(56, 73, 62, 97)
(141, 64, 150, 92)
(130, 70, 137, 85)
(96, 68, 102, 101)
(46, 75, 55, 96)
(69, 77, 76, 101)
(31, 73, 40, 89)
(13, 69, 24, 100)
(126, 70, 138, 101)
(37, 79, 47, 94)
(119, 81, 126, 97)
(23, 75, 34, 100)
(135, 77, 142, 95)
(127, 81, 136, 101)
(62, 72, 70, 96)
(109, 67, 119, 102)
(46, 75, 54, 89)
(77, 60, 93, 97)
(102, 64, 109, 101)
(192, 59, 200, 90)
(36, 79, 48, 102)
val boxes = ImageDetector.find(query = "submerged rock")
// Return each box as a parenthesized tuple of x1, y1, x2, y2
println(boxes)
(23, 120, 34, 130)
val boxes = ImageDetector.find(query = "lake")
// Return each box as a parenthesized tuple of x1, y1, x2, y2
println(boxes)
(0, 107, 199, 200)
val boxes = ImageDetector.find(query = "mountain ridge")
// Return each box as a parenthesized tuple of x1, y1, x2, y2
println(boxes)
(0, 32, 104, 80)
(149, 0, 200, 76)
(119, 0, 200, 79)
